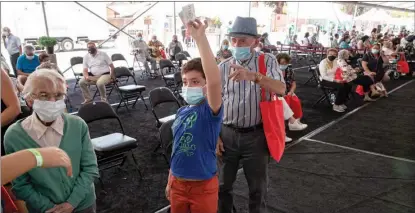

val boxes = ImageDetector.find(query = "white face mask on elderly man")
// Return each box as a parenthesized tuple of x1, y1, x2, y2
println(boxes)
(33, 99, 66, 122)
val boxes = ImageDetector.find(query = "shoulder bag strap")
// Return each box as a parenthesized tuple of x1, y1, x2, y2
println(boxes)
(258, 54, 266, 101)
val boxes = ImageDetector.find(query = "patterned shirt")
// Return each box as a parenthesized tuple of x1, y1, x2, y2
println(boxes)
(171, 101, 223, 180)
(283, 67, 295, 93)
(219, 52, 284, 128)
(216, 49, 233, 61)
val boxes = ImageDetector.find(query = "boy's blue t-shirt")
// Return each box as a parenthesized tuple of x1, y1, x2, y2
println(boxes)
(171, 100, 223, 180)
(16, 55, 40, 74)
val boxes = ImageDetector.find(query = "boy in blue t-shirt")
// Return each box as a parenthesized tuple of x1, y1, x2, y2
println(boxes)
(165, 19, 223, 213)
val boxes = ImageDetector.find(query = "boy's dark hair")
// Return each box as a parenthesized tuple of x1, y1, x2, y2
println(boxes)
(181, 57, 205, 79)
(276, 53, 291, 64)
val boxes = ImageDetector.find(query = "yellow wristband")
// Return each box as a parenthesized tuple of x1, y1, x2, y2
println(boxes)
(27, 149, 43, 167)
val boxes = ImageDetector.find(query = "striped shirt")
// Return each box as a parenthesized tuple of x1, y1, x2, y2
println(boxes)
(219, 52, 284, 128)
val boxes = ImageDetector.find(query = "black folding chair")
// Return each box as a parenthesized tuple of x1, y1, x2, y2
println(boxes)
(113, 67, 148, 112)
(149, 87, 181, 128)
(312, 67, 338, 108)
(304, 64, 318, 86)
(69, 56, 84, 90)
(91, 75, 116, 101)
(158, 119, 174, 165)
(159, 59, 177, 89)
(111, 53, 135, 80)
(180, 51, 191, 59)
(78, 102, 142, 188)
(174, 53, 187, 68)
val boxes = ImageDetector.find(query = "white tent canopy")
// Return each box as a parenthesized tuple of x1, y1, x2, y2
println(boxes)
(287, 2, 352, 21)
(357, 2, 415, 12)
(355, 8, 392, 22)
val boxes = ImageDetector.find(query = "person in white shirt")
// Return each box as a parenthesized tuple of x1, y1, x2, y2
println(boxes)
(318, 48, 352, 113)
(80, 42, 115, 104)
(302, 32, 311, 46)
(2, 27, 22, 76)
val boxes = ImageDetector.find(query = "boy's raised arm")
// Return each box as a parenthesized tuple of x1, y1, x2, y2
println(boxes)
(187, 19, 222, 114)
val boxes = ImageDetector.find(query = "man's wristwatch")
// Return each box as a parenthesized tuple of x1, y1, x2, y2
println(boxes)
(254, 73, 263, 84)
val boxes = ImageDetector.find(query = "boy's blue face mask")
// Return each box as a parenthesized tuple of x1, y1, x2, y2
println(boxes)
(232, 46, 252, 60)
(181, 87, 205, 105)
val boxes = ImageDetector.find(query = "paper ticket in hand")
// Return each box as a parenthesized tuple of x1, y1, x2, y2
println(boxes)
(181, 4, 196, 24)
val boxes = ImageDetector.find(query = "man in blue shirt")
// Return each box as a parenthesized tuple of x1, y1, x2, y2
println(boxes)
(166, 19, 223, 213)
(16, 45, 40, 92)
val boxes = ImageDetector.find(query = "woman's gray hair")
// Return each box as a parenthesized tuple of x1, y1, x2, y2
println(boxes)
(21, 68, 66, 99)
(338, 49, 350, 60)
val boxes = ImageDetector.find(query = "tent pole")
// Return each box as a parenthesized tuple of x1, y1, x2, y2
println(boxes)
(97, 2, 159, 47)
(352, 3, 358, 26)
(174, 2, 176, 35)
(74, 2, 135, 39)
(249, 2, 251, 17)
(61, 2, 159, 75)
(295, 2, 299, 34)
(41, 2, 49, 37)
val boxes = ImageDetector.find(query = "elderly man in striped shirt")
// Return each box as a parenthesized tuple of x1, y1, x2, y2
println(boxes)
(217, 17, 286, 213)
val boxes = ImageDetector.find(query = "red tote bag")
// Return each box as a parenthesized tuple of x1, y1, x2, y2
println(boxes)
(258, 54, 285, 162)
(1, 186, 18, 213)
(284, 95, 303, 119)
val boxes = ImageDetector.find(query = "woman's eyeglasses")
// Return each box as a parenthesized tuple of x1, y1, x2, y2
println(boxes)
(33, 92, 66, 101)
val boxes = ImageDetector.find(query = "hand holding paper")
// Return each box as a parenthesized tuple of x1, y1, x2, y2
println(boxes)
(187, 19, 208, 41)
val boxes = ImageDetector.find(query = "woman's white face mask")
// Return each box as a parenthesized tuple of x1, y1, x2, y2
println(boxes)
(32, 99, 66, 122)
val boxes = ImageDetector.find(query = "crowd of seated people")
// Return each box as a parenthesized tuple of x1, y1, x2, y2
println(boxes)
(1, 16, 414, 213)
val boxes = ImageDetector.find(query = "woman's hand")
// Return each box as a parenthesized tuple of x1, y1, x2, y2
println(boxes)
(187, 19, 208, 41)
(38, 147, 73, 177)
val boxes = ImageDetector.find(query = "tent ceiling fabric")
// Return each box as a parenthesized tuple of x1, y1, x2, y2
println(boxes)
(357, 1, 415, 12)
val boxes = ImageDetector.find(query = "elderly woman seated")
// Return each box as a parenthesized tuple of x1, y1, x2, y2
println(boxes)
(362, 43, 390, 97)
(4, 69, 99, 213)
(319, 48, 352, 112)
(277, 53, 307, 142)
(336, 50, 379, 101)
(216, 39, 233, 63)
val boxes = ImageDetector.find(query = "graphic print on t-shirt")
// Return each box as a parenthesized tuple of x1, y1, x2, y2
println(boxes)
(172, 111, 198, 157)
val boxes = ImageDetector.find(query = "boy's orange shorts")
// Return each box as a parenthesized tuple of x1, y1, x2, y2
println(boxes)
(169, 175, 218, 213)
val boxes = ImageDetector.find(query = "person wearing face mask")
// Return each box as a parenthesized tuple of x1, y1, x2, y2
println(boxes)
(2, 27, 22, 76)
(132, 33, 158, 76)
(4, 69, 99, 213)
(362, 43, 390, 97)
(168, 35, 183, 61)
(276, 53, 308, 143)
(339, 35, 351, 49)
(166, 19, 223, 213)
(216, 39, 232, 63)
(336, 50, 379, 102)
(16, 45, 41, 92)
(80, 42, 115, 104)
(217, 16, 286, 213)
(357, 35, 370, 55)
(319, 48, 352, 112)
(148, 35, 164, 59)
